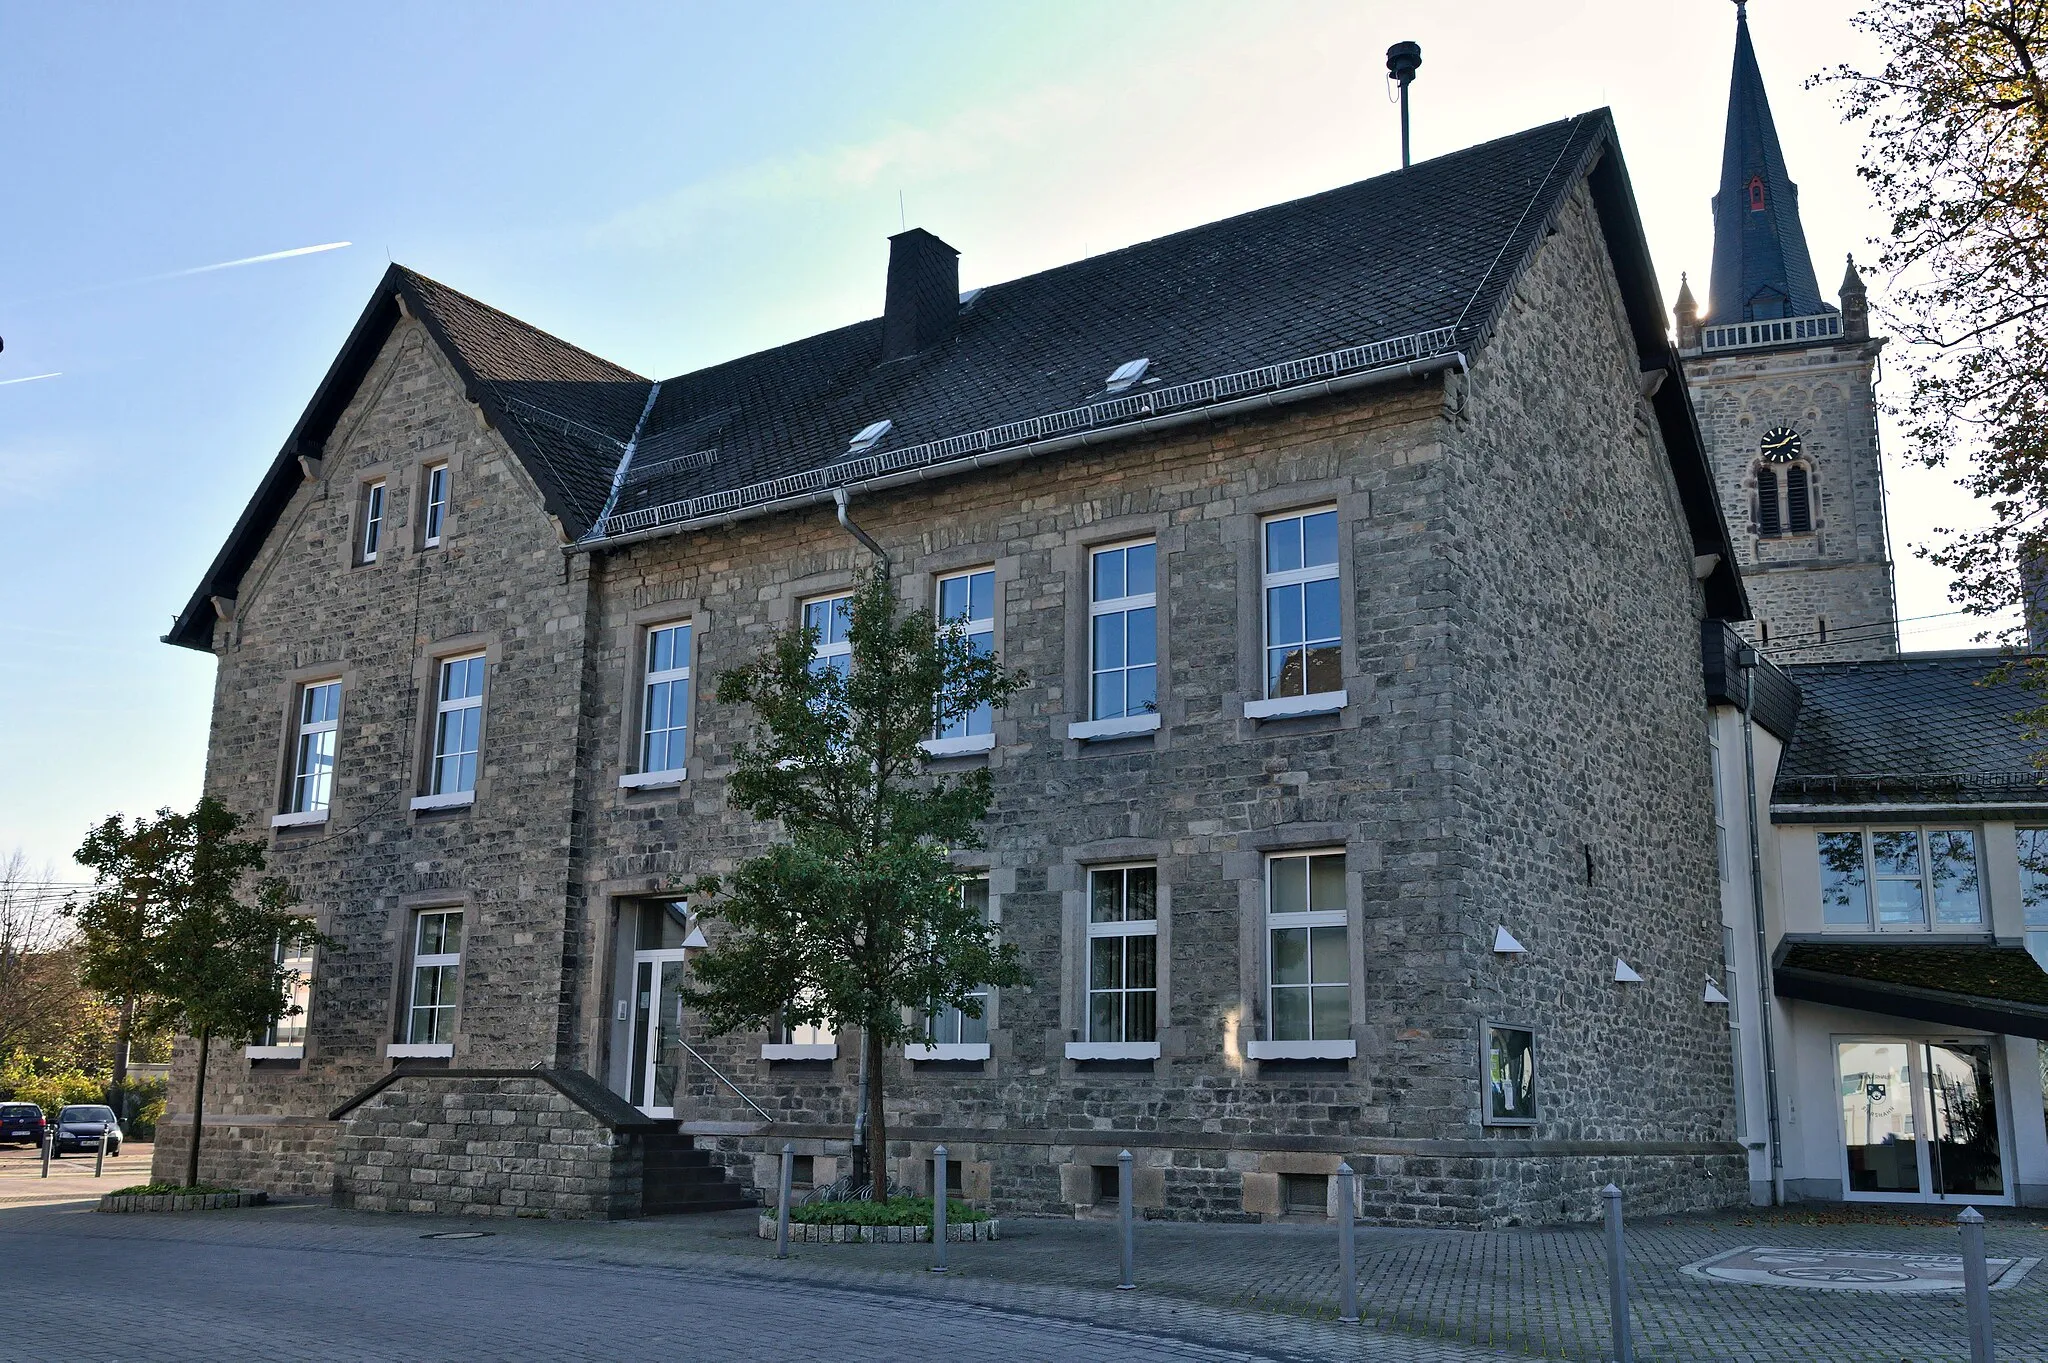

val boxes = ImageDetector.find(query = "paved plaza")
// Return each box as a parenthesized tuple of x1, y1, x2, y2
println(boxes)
(4, 1145, 2046, 1360)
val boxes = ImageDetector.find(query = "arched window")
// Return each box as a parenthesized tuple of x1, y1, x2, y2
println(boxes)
(1757, 465, 1782, 537)
(1748, 176, 1766, 211)
(1785, 465, 1813, 534)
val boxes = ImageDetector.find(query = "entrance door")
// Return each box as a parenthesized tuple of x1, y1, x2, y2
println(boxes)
(628, 951, 687, 1117)
(1836, 1038, 2009, 1203)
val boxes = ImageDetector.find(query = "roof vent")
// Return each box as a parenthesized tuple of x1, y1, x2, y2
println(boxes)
(1105, 357, 1151, 394)
(958, 287, 984, 310)
(882, 228, 961, 362)
(848, 419, 893, 454)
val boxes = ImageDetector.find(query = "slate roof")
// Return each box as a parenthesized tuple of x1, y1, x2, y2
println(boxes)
(1773, 653, 2048, 809)
(1775, 939, 2048, 1041)
(168, 107, 1745, 650)
(1704, 7, 1832, 323)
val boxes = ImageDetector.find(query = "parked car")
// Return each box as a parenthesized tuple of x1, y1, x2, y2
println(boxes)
(51, 1105, 121, 1157)
(0, 1102, 46, 1146)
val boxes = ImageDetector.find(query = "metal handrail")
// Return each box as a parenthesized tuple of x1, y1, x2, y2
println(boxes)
(677, 1037, 775, 1122)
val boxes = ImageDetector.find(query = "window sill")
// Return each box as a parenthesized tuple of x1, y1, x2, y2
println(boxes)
(1246, 1039, 1356, 1060)
(1067, 713, 1161, 742)
(1064, 1041, 1160, 1061)
(920, 733, 995, 758)
(386, 1043, 453, 1059)
(905, 1043, 991, 1061)
(761, 1043, 837, 1061)
(619, 770, 687, 790)
(409, 792, 475, 812)
(269, 810, 328, 830)
(1244, 691, 1348, 721)
(244, 1045, 304, 1060)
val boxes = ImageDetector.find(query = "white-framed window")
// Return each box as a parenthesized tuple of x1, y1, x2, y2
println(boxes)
(2018, 829, 2048, 969)
(804, 594, 853, 679)
(1086, 865, 1157, 1044)
(1262, 508, 1340, 700)
(1707, 714, 1728, 883)
(1263, 850, 1349, 1043)
(1818, 827, 1984, 930)
(429, 654, 485, 798)
(359, 479, 386, 563)
(1089, 541, 1157, 722)
(935, 568, 995, 741)
(635, 622, 691, 780)
(421, 463, 449, 548)
(254, 939, 314, 1054)
(916, 877, 992, 1056)
(405, 909, 462, 1047)
(286, 680, 340, 819)
(765, 1003, 836, 1060)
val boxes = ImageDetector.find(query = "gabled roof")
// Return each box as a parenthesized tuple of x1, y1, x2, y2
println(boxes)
(1705, 6, 1832, 323)
(1773, 653, 2048, 811)
(169, 108, 1746, 651)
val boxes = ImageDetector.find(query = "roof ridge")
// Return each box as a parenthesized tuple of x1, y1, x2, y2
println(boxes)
(393, 264, 647, 383)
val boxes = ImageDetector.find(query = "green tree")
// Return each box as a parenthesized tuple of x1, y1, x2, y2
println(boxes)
(683, 565, 1027, 1196)
(1819, 3, 2048, 663)
(71, 798, 326, 1187)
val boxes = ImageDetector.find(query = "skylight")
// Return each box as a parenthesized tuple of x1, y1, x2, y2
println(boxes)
(1105, 357, 1151, 394)
(847, 419, 893, 454)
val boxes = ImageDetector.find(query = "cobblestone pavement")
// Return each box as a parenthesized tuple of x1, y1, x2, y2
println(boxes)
(3, 1148, 2045, 1362)
(0, 1137, 139, 1206)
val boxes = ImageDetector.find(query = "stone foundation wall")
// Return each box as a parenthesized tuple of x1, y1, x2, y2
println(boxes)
(150, 1109, 337, 1197)
(330, 1073, 645, 1219)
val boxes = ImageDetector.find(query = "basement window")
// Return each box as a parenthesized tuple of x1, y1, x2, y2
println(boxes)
(1281, 1172, 1329, 1214)
(1105, 357, 1151, 394)
(847, 419, 893, 454)
(1093, 1164, 1121, 1204)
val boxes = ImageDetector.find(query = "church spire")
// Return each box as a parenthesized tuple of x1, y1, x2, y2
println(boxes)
(1705, 3, 1832, 323)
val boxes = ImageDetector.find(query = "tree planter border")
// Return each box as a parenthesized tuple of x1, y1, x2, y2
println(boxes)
(757, 1213, 999, 1243)
(98, 1190, 268, 1213)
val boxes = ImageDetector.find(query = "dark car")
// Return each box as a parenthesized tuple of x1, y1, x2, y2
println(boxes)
(0, 1102, 45, 1146)
(51, 1105, 121, 1157)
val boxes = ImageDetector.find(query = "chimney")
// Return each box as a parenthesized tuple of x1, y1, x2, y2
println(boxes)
(1840, 253, 1870, 342)
(882, 228, 960, 362)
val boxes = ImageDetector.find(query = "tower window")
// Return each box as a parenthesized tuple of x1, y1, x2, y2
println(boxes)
(1756, 466, 1782, 537)
(1748, 176, 1766, 211)
(1785, 465, 1813, 533)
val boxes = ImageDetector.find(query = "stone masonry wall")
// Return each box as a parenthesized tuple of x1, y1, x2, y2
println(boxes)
(1687, 337, 1897, 660)
(577, 179, 1743, 1225)
(153, 318, 594, 1193)
(331, 1075, 641, 1218)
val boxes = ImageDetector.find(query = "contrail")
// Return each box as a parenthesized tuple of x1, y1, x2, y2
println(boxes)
(159, 241, 352, 279)
(0, 372, 60, 386)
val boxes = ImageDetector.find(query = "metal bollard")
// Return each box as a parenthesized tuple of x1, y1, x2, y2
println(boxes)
(1336, 1161, 1359, 1323)
(1959, 1206, 1995, 1363)
(1117, 1149, 1135, 1290)
(774, 1142, 794, 1260)
(932, 1145, 949, 1273)
(95, 1129, 106, 1178)
(40, 1128, 52, 1178)
(1602, 1183, 1633, 1363)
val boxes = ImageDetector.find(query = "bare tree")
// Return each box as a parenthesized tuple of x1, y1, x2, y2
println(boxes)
(0, 850, 94, 1063)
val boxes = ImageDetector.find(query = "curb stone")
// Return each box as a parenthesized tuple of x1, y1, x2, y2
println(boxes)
(97, 1190, 269, 1213)
(757, 1213, 1000, 1243)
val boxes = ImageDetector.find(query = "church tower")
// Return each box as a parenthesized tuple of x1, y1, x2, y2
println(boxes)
(1678, 2, 1898, 660)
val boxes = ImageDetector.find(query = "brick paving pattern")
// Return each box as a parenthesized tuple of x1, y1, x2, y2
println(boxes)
(5, 1148, 2045, 1360)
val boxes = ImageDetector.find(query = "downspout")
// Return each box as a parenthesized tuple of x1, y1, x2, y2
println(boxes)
(830, 485, 887, 1168)
(1738, 646, 1786, 1205)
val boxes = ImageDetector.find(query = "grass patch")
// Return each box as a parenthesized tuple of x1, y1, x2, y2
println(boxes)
(790, 1196, 989, 1227)
(108, 1182, 237, 1197)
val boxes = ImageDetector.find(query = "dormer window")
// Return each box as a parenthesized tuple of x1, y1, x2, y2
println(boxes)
(1748, 176, 1766, 211)
(847, 419, 892, 455)
(1105, 358, 1151, 394)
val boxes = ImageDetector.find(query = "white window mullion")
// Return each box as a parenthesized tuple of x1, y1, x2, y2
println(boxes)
(1259, 507, 1341, 702)
(288, 680, 341, 817)
(637, 622, 692, 779)
(1088, 541, 1158, 723)
(429, 655, 486, 798)
(422, 464, 449, 547)
(360, 480, 386, 563)
(935, 569, 995, 740)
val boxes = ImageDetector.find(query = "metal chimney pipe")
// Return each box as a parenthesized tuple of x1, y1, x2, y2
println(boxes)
(1387, 41, 1422, 168)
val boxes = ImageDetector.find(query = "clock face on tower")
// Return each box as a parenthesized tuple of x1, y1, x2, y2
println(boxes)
(1760, 426, 1803, 463)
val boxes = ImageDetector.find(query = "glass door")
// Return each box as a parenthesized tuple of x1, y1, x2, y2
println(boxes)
(628, 951, 688, 1117)
(1836, 1038, 2009, 1203)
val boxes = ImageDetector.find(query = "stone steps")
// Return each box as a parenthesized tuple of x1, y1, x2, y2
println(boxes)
(641, 1133, 755, 1216)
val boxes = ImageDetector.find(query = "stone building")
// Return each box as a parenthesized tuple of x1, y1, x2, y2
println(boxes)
(1674, 3, 1898, 662)
(159, 107, 1755, 1225)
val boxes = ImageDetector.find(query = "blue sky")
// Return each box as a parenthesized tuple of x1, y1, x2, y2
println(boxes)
(0, 1, 1982, 873)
